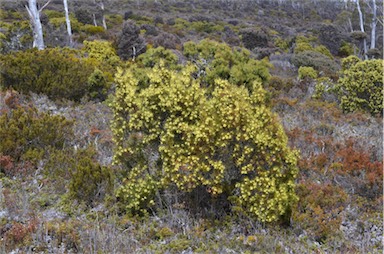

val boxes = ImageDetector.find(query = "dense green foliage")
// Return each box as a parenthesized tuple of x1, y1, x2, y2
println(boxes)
(68, 148, 113, 206)
(0, 48, 99, 101)
(0, 106, 73, 163)
(291, 50, 338, 76)
(183, 39, 271, 91)
(336, 56, 383, 114)
(298, 66, 318, 80)
(111, 49, 298, 221)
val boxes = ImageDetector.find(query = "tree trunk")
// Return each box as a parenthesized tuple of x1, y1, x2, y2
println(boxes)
(356, 0, 368, 59)
(370, 0, 377, 49)
(93, 13, 98, 26)
(100, 1, 107, 30)
(26, 0, 45, 50)
(63, 0, 73, 47)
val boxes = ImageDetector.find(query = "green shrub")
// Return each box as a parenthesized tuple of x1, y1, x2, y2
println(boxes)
(105, 14, 124, 27)
(274, 37, 289, 52)
(137, 46, 178, 68)
(0, 48, 96, 101)
(44, 10, 63, 19)
(336, 56, 383, 114)
(0, 105, 73, 174)
(314, 45, 333, 59)
(87, 68, 109, 101)
(112, 61, 298, 222)
(338, 41, 354, 57)
(69, 148, 113, 206)
(183, 39, 271, 91)
(298, 66, 318, 80)
(82, 40, 120, 71)
(291, 50, 339, 76)
(45, 147, 113, 206)
(80, 24, 105, 35)
(294, 36, 314, 54)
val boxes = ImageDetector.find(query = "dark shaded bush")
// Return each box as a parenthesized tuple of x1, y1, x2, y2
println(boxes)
(141, 24, 158, 36)
(69, 148, 113, 206)
(124, 11, 133, 20)
(227, 19, 239, 26)
(152, 32, 181, 49)
(74, 8, 94, 25)
(116, 21, 146, 61)
(267, 76, 295, 92)
(166, 18, 175, 26)
(222, 26, 241, 46)
(291, 50, 339, 76)
(153, 16, 164, 24)
(0, 48, 96, 101)
(315, 23, 349, 55)
(350, 31, 367, 40)
(240, 28, 270, 49)
(338, 41, 354, 57)
(367, 48, 381, 59)
(44, 146, 113, 206)
(188, 15, 212, 22)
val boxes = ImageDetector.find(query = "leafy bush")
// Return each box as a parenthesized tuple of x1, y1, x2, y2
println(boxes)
(44, 10, 63, 19)
(111, 62, 298, 222)
(45, 147, 113, 206)
(80, 25, 105, 35)
(291, 50, 339, 76)
(336, 56, 383, 114)
(298, 66, 318, 80)
(0, 48, 99, 101)
(69, 148, 113, 206)
(294, 36, 314, 54)
(82, 40, 120, 72)
(137, 46, 178, 68)
(294, 36, 333, 59)
(87, 68, 109, 101)
(105, 14, 124, 27)
(183, 39, 271, 90)
(0, 105, 73, 175)
(338, 41, 354, 57)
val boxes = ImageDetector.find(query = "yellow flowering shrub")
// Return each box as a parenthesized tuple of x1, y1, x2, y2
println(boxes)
(111, 61, 298, 222)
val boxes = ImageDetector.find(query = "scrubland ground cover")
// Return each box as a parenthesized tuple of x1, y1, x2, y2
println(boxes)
(0, 0, 382, 253)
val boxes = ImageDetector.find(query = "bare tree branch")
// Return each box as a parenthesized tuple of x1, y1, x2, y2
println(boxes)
(39, 0, 52, 12)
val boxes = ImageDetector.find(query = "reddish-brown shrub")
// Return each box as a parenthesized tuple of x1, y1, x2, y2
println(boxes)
(0, 155, 14, 173)
(4, 90, 20, 109)
(335, 139, 383, 191)
(294, 182, 348, 242)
